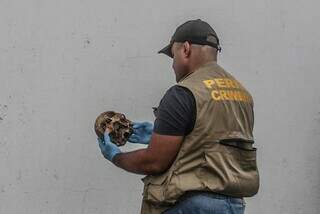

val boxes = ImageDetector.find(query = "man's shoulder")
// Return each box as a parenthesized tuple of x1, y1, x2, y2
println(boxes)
(157, 85, 196, 111)
(163, 85, 194, 101)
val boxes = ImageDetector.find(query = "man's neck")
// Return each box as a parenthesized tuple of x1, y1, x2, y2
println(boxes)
(177, 60, 217, 83)
(190, 59, 217, 74)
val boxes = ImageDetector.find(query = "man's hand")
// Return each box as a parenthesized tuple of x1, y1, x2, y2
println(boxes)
(128, 121, 154, 145)
(97, 131, 121, 162)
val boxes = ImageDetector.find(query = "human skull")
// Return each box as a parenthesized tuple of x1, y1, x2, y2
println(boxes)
(94, 111, 133, 146)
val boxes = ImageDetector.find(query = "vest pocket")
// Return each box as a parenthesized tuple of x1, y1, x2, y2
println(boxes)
(142, 174, 169, 203)
(202, 143, 259, 197)
(232, 146, 260, 196)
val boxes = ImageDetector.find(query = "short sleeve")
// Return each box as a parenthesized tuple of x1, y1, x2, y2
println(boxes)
(153, 85, 196, 136)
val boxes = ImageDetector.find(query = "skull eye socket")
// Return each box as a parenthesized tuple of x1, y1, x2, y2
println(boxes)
(123, 132, 130, 138)
(120, 118, 127, 123)
(113, 123, 120, 130)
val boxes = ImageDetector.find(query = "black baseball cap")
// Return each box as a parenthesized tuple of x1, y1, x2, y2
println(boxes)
(158, 19, 221, 58)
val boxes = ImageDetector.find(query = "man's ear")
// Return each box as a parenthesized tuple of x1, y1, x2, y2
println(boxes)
(183, 41, 191, 58)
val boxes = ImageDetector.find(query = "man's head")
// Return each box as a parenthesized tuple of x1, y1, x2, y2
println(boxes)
(158, 19, 221, 82)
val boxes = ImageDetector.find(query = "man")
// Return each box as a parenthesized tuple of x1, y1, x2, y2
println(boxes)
(97, 19, 259, 214)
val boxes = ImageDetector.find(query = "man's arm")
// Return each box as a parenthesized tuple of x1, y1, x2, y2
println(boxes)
(113, 132, 183, 175)
(112, 85, 194, 175)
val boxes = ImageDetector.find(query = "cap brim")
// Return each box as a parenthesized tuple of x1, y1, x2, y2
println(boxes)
(158, 43, 173, 58)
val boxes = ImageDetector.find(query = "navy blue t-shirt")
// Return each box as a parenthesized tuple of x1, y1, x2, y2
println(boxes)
(153, 85, 196, 136)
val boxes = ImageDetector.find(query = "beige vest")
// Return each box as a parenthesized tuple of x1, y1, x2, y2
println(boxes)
(140, 61, 259, 214)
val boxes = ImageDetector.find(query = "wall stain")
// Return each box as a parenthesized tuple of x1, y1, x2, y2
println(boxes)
(53, 173, 59, 180)
(0, 104, 8, 122)
(83, 35, 91, 48)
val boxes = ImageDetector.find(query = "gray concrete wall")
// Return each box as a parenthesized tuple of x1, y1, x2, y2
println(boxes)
(0, 0, 319, 213)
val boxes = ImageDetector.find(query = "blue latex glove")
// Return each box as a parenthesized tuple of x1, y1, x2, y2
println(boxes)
(96, 132, 121, 162)
(128, 121, 154, 145)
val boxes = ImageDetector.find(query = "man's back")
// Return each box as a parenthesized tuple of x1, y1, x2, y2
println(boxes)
(141, 61, 259, 214)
